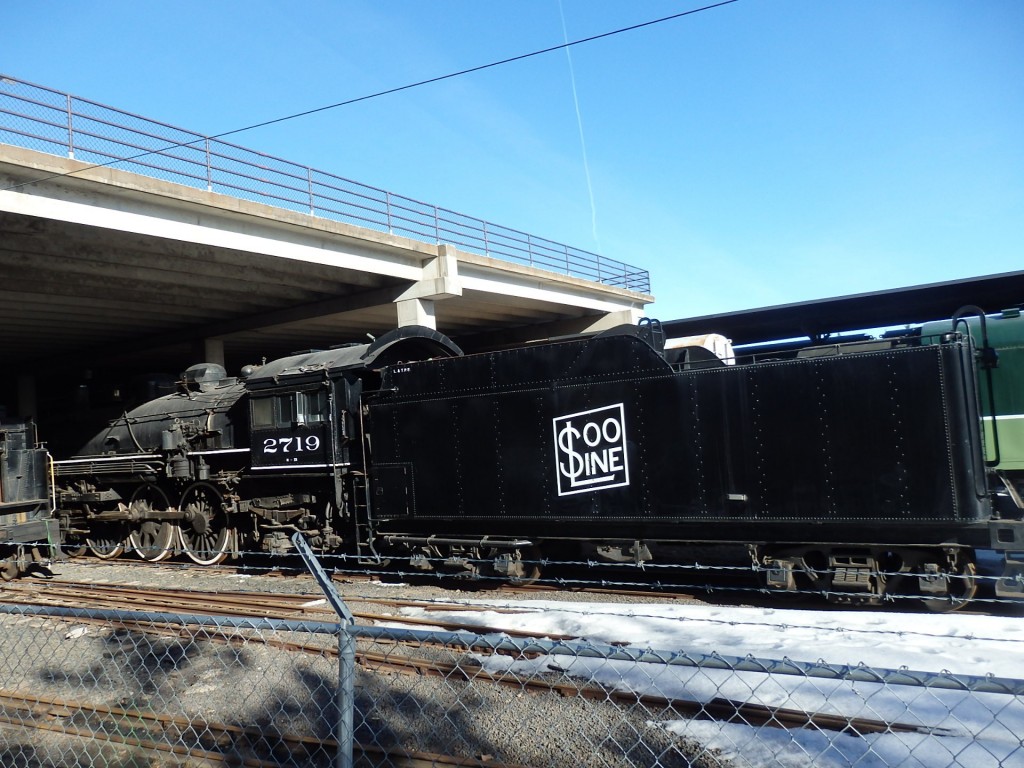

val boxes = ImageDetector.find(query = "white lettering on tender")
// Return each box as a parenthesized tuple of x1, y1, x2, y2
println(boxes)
(553, 404, 630, 496)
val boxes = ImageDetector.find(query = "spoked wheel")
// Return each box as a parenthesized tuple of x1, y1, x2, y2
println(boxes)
(127, 484, 177, 562)
(923, 562, 978, 613)
(87, 522, 129, 560)
(61, 532, 88, 559)
(178, 483, 233, 566)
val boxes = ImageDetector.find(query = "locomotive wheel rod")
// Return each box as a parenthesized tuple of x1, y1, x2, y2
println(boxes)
(86, 508, 185, 522)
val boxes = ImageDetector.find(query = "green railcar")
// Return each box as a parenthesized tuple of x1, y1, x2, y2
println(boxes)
(922, 310, 1024, 472)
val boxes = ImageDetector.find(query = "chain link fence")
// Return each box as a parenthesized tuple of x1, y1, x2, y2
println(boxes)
(0, 73, 650, 293)
(0, 604, 344, 768)
(0, 536, 1020, 768)
(0, 601, 1021, 768)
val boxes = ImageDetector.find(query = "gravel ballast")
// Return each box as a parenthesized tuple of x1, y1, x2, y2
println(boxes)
(0, 559, 726, 768)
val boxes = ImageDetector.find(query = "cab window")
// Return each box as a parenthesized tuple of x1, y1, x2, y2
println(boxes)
(251, 389, 328, 428)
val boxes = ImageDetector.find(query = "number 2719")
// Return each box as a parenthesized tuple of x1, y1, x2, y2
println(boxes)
(262, 435, 321, 453)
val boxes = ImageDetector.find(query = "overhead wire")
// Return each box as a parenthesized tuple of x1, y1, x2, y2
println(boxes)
(2, 0, 740, 193)
(558, 0, 601, 254)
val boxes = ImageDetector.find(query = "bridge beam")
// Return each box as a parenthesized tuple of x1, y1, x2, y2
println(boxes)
(0, 145, 653, 374)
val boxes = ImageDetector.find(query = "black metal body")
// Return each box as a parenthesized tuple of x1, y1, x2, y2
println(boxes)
(0, 421, 57, 574)
(53, 328, 466, 561)
(75, 376, 247, 459)
(52, 318, 1016, 604)
(367, 333, 989, 548)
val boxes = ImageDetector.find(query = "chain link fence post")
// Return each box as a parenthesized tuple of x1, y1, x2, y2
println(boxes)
(292, 533, 355, 768)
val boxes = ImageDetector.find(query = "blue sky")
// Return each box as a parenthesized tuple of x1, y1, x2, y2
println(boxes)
(4, 0, 1022, 321)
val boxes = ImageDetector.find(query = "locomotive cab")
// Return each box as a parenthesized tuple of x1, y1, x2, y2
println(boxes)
(241, 327, 463, 557)
(249, 385, 340, 472)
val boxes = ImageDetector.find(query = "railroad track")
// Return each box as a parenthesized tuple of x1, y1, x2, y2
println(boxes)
(356, 647, 954, 738)
(57, 555, 757, 603)
(0, 687, 522, 768)
(0, 579, 950, 744)
(59, 556, 1004, 614)
(0, 579, 332, 618)
(4, 618, 954, 743)
(0, 580, 577, 639)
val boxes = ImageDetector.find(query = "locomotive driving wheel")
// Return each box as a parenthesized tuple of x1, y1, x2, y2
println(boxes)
(177, 483, 233, 565)
(126, 484, 176, 563)
(86, 522, 129, 560)
(61, 531, 88, 559)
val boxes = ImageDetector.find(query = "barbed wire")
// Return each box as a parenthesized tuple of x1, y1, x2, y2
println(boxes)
(65, 545, 1024, 615)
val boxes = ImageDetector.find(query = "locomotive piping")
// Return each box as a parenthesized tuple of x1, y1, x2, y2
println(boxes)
(952, 305, 1001, 468)
(121, 412, 147, 454)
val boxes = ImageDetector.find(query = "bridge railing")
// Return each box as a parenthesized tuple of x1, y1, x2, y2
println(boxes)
(0, 74, 650, 294)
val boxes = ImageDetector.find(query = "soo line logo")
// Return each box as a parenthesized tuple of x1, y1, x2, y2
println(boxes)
(553, 403, 630, 496)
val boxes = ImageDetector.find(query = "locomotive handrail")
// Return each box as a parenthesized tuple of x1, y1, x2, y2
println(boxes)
(952, 305, 1002, 468)
(52, 455, 164, 477)
(0, 74, 650, 293)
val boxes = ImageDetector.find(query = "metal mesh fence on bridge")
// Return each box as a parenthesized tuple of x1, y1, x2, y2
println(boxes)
(0, 73, 650, 293)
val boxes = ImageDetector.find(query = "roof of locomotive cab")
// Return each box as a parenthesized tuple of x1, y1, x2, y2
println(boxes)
(244, 325, 463, 388)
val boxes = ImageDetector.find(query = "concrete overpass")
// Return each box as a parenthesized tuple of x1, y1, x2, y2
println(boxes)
(0, 76, 652, 447)
(0, 146, 651, 367)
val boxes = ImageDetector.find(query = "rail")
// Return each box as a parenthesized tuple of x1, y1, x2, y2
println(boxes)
(2, 586, 1022, 766)
(0, 74, 650, 293)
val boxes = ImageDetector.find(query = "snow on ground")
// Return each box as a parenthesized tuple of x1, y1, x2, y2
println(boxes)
(392, 598, 1024, 767)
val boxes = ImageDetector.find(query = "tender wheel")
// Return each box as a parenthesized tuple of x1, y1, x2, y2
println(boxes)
(923, 562, 978, 613)
(178, 483, 232, 565)
(87, 523, 129, 560)
(484, 545, 543, 586)
(126, 484, 176, 562)
(511, 546, 542, 586)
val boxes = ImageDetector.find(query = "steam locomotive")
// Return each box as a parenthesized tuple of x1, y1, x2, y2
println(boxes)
(0, 421, 58, 578)
(53, 308, 1024, 610)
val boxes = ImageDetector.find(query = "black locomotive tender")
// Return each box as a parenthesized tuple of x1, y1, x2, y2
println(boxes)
(54, 313, 1024, 610)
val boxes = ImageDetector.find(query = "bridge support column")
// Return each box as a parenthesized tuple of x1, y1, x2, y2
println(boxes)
(396, 298, 437, 329)
(394, 244, 463, 329)
(205, 338, 225, 367)
(191, 338, 225, 366)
